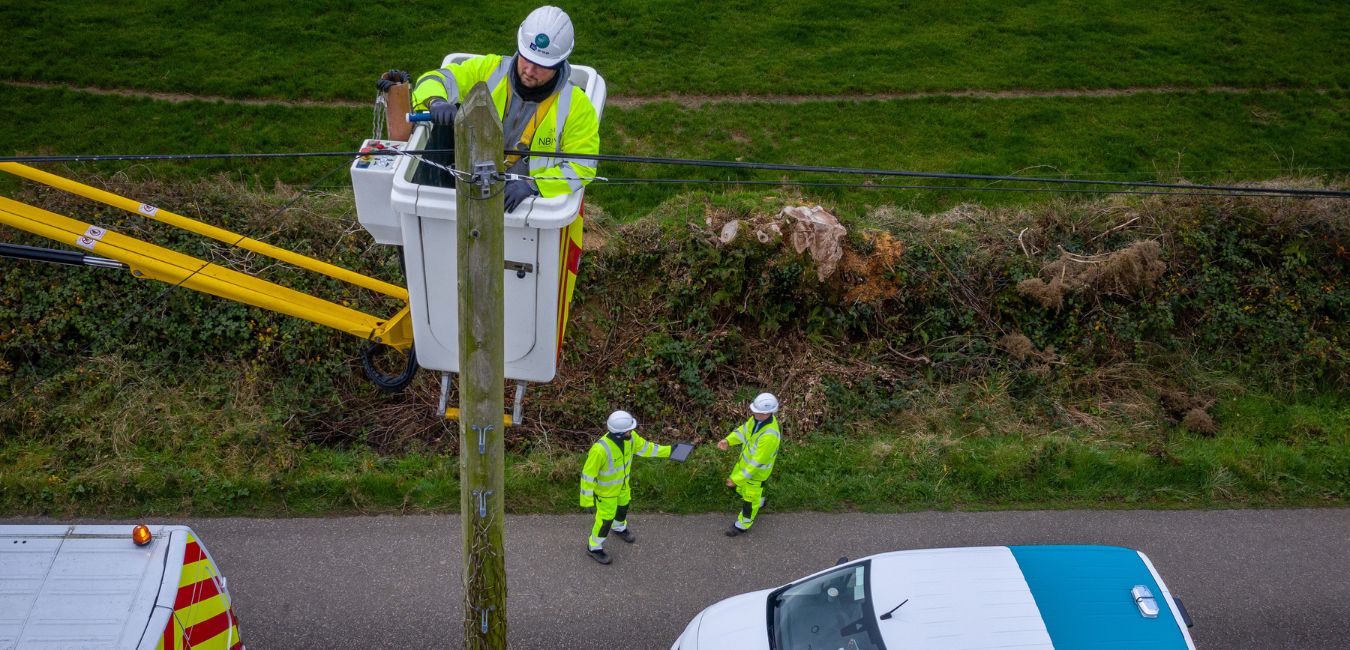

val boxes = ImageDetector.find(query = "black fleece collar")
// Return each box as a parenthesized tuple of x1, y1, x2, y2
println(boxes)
(509, 54, 564, 102)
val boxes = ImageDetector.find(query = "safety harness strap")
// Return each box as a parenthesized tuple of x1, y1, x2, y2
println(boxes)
(504, 91, 560, 169)
(530, 81, 577, 173)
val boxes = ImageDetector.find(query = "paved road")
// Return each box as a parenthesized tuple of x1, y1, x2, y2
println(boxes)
(8, 510, 1348, 649)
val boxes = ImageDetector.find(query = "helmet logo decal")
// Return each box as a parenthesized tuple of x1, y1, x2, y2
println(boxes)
(533, 33, 550, 51)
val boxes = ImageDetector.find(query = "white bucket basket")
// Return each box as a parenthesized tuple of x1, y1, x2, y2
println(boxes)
(352, 54, 606, 382)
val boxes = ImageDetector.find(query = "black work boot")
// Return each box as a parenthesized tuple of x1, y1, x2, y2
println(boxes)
(615, 528, 636, 543)
(587, 548, 612, 564)
(725, 525, 750, 537)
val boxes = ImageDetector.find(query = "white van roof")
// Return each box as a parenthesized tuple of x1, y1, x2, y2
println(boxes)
(0, 525, 191, 649)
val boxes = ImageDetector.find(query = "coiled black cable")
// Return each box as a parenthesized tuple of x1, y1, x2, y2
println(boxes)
(360, 340, 419, 392)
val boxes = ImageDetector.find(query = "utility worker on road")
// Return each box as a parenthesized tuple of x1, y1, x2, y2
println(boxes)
(579, 410, 674, 565)
(717, 392, 782, 537)
(377, 5, 600, 209)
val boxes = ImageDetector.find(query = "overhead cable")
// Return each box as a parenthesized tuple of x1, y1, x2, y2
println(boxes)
(504, 150, 1350, 198)
(1, 150, 1346, 199)
(595, 177, 1334, 199)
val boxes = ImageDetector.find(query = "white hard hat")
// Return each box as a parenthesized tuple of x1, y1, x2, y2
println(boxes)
(517, 6, 574, 67)
(750, 392, 779, 414)
(606, 410, 637, 434)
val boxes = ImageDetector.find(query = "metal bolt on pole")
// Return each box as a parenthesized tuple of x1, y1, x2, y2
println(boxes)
(455, 81, 507, 649)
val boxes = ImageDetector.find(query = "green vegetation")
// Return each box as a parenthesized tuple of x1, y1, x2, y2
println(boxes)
(3, 1, 1346, 98)
(2, 176, 1346, 515)
(2, 1, 1347, 516)
(2, 350, 1345, 515)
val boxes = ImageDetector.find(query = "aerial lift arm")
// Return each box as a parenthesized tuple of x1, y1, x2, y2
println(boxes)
(0, 163, 414, 353)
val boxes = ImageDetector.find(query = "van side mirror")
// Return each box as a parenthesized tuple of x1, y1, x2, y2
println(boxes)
(835, 556, 849, 566)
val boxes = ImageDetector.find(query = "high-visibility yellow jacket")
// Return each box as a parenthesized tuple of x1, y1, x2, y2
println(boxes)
(725, 416, 781, 485)
(411, 54, 600, 199)
(579, 431, 671, 507)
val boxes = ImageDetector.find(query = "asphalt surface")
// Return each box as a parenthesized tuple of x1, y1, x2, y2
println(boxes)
(7, 509, 1348, 649)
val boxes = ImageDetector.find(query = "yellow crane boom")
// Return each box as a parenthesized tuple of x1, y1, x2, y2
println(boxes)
(0, 163, 413, 351)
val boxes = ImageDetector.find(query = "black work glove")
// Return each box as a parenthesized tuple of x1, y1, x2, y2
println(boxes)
(375, 69, 410, 93)
(505, 142, 531, 177)
(428, 98, 458, 126)
(503, 179, 539, 211)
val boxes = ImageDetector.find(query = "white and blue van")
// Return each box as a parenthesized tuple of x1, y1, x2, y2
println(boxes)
(673, 545, 1195, 650)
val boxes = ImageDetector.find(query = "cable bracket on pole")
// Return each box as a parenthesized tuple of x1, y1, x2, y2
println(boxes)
(470, 424, 494, 455)
(476, 605, 495, 634)
(472, 489, 494, 518)
(469, 160, 500, 199)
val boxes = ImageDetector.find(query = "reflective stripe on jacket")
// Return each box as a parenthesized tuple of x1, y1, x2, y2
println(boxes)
(410, 54, 600, 199)
(579, 431, 671, 506)
(725, 416, 781, 484)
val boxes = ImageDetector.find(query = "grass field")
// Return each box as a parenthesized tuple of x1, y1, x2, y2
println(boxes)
(3, 85, 1346, 218)
(2, 1, 1346, 98)
(2, 1, 1345, 215)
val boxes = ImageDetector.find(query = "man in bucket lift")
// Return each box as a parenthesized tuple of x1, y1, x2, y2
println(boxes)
(377, 5, 600, 211)
(579, 410, 675, 565)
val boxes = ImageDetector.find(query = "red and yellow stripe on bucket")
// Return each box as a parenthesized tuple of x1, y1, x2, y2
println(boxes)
(555, 206, 585, 360)
(157, 533, 243, 650)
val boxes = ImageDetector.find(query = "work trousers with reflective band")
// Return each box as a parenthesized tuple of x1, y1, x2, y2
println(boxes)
(734, 479, 765, 530)
(589, 489, 631, 550)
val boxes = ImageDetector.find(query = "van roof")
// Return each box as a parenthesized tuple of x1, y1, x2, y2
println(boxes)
(865, 545, 1192, 650)
(0, 525, 192, 649)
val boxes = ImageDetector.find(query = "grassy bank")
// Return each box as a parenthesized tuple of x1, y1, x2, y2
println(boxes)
(2, 362, 1344, 516)
(2, 177, 1347, 515)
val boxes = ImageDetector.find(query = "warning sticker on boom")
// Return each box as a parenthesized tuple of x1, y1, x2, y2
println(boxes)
(76, 225, 107, 251)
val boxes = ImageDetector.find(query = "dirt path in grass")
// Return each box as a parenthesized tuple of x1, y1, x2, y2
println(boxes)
(1, 79, 1322, 110)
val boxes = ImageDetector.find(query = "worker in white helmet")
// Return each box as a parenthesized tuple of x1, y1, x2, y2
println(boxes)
(716, 392, 782, 536)
(378, 6, 600, 209)
(578, 410, 674, 565)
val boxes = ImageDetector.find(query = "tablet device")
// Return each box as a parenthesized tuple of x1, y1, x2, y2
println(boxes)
(670, 442, 695, 462)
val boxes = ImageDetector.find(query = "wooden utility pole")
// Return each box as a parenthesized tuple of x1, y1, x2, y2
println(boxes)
(455, 82, 507, 649)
